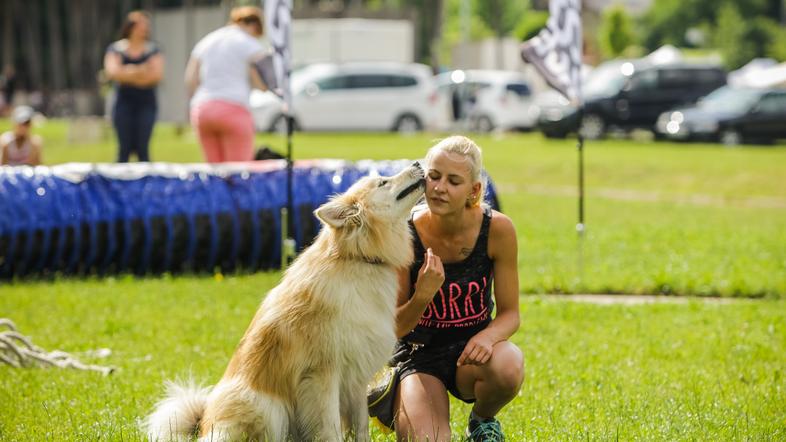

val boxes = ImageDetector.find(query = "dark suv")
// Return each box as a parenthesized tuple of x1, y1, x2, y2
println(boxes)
(538, 60, 727, 139)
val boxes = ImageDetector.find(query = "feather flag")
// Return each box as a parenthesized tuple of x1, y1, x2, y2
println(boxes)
(520, 0, 583, 104)
(264, 0, 293, 111)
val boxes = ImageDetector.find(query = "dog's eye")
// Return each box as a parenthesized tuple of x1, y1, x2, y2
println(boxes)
(378, 180, 388, 187)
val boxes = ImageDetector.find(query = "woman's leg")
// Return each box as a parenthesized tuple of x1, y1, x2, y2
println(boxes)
(394, 373, 451, 442)
(191, 102, 224, 163)
(112, 100, 133, 163)
(136, 103, 157, 162)
(217, 105, 255, 162)
(455, 341, 524, 417)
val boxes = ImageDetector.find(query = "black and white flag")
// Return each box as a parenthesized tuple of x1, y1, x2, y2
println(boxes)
(520, 0, 582, 104)
(264, 0, 293, 111)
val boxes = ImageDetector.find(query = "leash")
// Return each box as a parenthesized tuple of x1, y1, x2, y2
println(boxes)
(0, 318, 115, 376)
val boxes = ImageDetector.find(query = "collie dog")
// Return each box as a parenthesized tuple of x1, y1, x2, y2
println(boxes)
(145, 163, 425, 441)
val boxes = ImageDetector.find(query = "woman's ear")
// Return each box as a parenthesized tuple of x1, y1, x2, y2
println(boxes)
(472, 182, 481, 197)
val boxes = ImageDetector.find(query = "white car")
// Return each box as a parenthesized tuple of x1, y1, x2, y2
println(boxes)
(435, 70, 539, 132)
(250, 62, 442, 133)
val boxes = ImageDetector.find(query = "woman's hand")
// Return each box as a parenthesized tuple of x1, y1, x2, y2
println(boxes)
(413, 248, 444, 305)
(457, 332, 495, 366)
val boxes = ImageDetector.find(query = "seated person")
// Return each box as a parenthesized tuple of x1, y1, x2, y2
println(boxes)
(1, 105, 42, 166)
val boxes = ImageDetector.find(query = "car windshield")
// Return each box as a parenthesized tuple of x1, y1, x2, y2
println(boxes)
(696, 86, 764, 113)
(290, 66, 334, 94)
(583, 62, 627, 98)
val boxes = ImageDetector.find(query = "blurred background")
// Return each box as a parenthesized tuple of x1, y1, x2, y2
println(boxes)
(1, 0, 784, 145)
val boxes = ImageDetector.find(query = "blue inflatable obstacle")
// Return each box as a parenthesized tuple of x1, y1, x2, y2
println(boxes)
(0, 160, 500, 279)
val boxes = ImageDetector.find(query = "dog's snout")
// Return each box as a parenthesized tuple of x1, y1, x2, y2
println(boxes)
(412, 161, 421, 170)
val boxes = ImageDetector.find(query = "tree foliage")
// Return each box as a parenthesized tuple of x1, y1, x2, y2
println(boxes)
(474, 0, 528, 38)
(599, 5, 635, 58)
(513, 9, 548, 42)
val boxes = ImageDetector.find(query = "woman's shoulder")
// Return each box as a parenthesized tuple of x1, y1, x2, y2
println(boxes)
(0, 131, 13, 145)
(487, 209, 516, 239)
(144, 40, 161, 55)
(107, 39, 129, 54)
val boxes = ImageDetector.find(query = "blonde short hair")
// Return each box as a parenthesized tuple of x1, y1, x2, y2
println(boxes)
(425, 135, 487, 208)
(229, 6, 264, 36)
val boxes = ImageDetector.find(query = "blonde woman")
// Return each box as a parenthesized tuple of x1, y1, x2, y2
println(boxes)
(392, 136, 524, 442)
(185, 6, 269, 163)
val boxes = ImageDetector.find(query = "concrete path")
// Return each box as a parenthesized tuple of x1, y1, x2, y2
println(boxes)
(537, 294, 747, 305)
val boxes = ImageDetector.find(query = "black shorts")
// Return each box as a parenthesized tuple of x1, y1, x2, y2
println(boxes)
(390, 340, 475, 403)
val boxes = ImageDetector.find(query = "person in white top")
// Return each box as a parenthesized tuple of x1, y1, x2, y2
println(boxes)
(185, 6, 269, 163)
(1, 105, 42, 166)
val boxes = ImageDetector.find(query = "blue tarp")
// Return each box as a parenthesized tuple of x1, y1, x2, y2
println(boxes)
(0, 160, 500, 278)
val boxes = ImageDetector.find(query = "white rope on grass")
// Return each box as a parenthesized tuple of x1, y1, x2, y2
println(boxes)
(0, 318, 115, 376)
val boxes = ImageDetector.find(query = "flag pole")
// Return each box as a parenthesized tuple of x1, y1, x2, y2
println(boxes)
(576, 106, 585, 282)
(264, 0, 295, 268)
(577, 107, 585, 236)
(282, 114, 295, 267)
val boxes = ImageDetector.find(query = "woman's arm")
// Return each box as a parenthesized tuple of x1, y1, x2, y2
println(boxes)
(0, 142, 9, 165)
(103, 51, 135, 84)
(249, 52, 269, 92)
(184, 57, 201, 99)
(394, 247, 444, 338)
(30, 136, 43, 166)
(104, 51, 163, 87)
(135, 52, 164, 87)
(457, 212, 520, 365)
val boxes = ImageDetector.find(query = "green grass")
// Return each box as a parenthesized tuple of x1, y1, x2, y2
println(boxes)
(1, 121, 785, 439)
(2, 119, 785, 297)
(1, 278, 784, 440)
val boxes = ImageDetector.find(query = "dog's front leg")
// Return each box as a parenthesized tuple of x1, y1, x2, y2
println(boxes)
(295, 375, 342, 441)
(342, 387, 370, 442)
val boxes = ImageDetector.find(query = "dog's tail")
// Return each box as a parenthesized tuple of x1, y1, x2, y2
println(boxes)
(144, 380, 211, 441)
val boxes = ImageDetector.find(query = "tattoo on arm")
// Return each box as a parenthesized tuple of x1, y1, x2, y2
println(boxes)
(460, 247, 472, 257)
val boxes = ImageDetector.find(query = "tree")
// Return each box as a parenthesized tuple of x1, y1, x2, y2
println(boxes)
(475, 0, 527, 38)
(714, 3, 753, 70)
(599, 5, 635, 58)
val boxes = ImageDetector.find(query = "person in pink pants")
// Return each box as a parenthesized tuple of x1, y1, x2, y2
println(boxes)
(185, 6, 268, 163)
(190, 100, 255, 162)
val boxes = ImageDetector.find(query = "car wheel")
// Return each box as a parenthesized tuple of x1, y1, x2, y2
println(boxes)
(542, 130, 567, 139)
(720, 129, 742, 146)
(394, 114, 421, 134)
(580, 113, 605, 140)
(474, 115, 494, 133)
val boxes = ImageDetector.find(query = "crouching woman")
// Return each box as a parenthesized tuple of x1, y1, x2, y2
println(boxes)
(392, 135, 524, 442)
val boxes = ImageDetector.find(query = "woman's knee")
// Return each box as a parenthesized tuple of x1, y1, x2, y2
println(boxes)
(490, 342, 525, 393)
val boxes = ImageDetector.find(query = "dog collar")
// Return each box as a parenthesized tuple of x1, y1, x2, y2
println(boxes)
(360, 255, 386, 265)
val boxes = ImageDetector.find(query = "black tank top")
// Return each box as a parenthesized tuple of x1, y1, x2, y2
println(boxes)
(404, 207, 494, 346)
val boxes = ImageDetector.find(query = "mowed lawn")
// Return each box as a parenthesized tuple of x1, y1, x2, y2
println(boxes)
(1, 120, 785, 439)
(0, 279, 784, 440)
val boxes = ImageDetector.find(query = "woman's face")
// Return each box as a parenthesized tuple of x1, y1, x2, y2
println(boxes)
(425, 151, 479, 214)
(131, 17, 150, 39)
(14, 121, 30, 138)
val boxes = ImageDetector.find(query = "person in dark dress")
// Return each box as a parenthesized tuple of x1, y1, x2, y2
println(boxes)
(103, 11, 164, 162)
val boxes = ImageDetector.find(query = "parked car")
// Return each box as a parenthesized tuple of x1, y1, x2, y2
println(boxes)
(250, 62, 442, 133)
(538, 60, 727, 139)
(435, 69, 539, 132)
(657, 86, 786, 145)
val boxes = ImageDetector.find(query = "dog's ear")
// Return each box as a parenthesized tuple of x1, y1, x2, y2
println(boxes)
(314, 200, 360, 229)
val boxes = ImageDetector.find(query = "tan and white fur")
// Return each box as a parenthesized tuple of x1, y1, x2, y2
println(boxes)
(145, 163, 425, 441)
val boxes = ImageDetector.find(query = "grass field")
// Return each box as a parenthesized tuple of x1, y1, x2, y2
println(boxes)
(1, 278, 784, 440)
(2, 119, 785, 297)
(1, 120, 785, 440)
